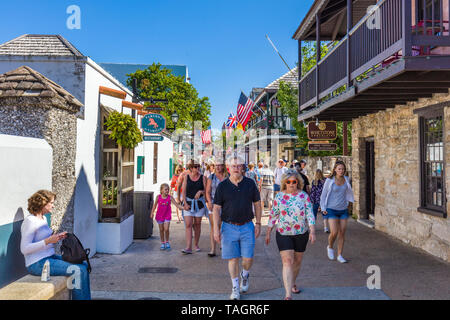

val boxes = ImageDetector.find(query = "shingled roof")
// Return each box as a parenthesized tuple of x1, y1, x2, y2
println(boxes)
(265, 67, 298, 90)
(0, 34, 84, 57)
(0, 66, 83, 113)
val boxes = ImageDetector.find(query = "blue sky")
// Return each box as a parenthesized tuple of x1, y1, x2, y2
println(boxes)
(0, 0, 313, 129)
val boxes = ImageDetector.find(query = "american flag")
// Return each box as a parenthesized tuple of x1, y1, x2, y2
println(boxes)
(236, 92, 254, 128)
(201, 127, 212, 144)
(226, 112, 238, 129)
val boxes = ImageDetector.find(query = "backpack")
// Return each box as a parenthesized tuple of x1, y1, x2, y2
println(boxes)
(61, 233, 92, 273)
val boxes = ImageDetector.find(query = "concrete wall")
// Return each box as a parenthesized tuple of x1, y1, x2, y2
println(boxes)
(352, 93, 450, 262)
(0, 134, 52, 288)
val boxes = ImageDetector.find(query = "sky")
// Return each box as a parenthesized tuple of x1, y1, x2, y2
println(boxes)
(0, 0, 314, 130)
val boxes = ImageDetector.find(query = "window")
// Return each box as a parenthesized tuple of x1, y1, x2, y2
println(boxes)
(416, 104, 447, 218)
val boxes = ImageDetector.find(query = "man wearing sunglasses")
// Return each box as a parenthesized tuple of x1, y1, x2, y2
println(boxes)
(213, 155, 262, 300)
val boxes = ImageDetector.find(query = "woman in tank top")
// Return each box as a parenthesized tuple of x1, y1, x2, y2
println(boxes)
(205, 159, 228, 257)
(181, 160, 207, 254)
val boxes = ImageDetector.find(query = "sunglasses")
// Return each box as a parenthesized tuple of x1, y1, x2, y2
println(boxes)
(286, 180, 298, 185)
(192, 165, 200, 168)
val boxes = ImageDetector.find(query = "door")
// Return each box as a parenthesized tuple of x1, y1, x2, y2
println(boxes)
(365, 139, 375, 221)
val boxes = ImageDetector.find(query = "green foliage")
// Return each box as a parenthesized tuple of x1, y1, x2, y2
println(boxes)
(105, 111, 143, 149)
(126, 63, 211, 130)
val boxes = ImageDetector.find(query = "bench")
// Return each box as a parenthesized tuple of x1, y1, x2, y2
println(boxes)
(0, 275, 69, 300)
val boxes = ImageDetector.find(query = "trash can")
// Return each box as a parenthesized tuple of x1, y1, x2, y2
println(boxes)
(133, 191, 154, 239)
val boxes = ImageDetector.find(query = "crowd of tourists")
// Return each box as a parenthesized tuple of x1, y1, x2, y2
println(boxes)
(162, 155, 354, 300)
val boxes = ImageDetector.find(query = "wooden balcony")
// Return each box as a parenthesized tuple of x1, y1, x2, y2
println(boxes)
(297, 0, 450, 121)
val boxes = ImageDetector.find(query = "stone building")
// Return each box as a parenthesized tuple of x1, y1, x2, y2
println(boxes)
(295, 0, 450, 262)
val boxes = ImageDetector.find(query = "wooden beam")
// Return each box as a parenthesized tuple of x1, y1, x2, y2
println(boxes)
(122, 100, 143, 111)
(332, 10, 346, 41)
(99, 86, 127, 100)
(374, 82, 450, 88)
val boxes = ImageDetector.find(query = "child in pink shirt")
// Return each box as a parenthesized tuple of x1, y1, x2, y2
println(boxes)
(150, 183, 183, 250)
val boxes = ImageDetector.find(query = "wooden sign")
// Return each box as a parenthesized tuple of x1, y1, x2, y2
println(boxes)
(141, 113, 166, 134)
(308, 121, 337, 140)
(307, 142, 337, 151)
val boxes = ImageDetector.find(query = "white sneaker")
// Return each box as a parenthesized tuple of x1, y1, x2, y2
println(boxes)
(230, 286, 240, 300)
(337, 255, 348, 263)
(327, 246, 335, 260)
(240, 271, 249, 293)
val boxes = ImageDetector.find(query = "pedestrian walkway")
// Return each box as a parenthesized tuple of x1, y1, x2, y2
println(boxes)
(89, 210, 450, 300)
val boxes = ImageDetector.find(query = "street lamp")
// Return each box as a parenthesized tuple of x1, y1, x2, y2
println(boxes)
(171, 111, 179, 129)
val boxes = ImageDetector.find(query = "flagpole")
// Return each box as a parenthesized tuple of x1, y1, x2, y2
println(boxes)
(266, 34, 292, 73)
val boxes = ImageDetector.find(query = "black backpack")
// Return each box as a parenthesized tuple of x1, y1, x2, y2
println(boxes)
(61, 233, 92, 273)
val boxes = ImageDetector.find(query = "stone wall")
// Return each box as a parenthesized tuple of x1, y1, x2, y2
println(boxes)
(352, 93, 450, 262)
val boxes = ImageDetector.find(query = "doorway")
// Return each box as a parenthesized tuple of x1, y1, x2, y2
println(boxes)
(365, 138, 375, 221)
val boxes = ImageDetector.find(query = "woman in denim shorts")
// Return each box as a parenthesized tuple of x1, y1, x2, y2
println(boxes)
(320, 161, 354, 263)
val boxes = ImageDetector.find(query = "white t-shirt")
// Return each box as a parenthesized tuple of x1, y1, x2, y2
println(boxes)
(20, 215, 55, 267)
(274, 166, 288, 185)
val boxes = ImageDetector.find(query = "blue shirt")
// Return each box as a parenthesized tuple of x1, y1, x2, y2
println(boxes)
(326, 182, 348, 210)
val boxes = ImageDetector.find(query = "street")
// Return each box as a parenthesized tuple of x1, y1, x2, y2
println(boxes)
(89, 209, 450, 300)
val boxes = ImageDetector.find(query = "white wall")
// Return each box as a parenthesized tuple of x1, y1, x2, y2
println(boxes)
(74, 58, 133, 256)
(0, 134, 52, 225)
(134, 136, 174, 195)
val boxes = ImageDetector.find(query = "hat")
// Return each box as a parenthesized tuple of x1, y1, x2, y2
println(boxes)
(293, 159, 299, 164)
(278, 159, 285, 163)
(300, 159, 307, 164)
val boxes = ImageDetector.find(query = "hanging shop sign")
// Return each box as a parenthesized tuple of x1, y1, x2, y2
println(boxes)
(307, 121, 337, 140)
(141, 113, 166, 134)
(307, 142, 337, 151)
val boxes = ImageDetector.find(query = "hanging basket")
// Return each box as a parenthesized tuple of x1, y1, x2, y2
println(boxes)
(105, 111, 143, 149)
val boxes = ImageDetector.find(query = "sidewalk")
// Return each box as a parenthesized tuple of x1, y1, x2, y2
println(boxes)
(89, 209, 450, 300)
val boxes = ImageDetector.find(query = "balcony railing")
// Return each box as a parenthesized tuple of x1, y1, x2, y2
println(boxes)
(299, 0, 450, 111)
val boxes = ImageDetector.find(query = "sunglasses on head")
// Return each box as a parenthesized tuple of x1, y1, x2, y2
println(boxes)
(286, 180, 298, 185)
(192, 165, 200, 168)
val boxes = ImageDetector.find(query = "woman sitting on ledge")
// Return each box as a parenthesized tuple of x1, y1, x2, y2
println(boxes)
(20, 190, 91, 300)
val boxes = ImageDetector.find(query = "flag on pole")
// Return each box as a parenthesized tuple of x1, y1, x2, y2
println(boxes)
(226, 112, 238, 129)
(236, 122, 244, 131)
(201, 127, 212, 144)
(236, 92, 254, 129)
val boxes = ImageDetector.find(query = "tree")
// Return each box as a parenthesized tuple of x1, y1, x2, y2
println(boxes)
(126, 63, 211, 130)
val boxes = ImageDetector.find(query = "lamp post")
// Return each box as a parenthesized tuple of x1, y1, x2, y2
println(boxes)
(171, 111, 179, 129)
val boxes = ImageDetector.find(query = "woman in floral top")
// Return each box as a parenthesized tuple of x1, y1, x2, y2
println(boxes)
(265, 169, 316, 300)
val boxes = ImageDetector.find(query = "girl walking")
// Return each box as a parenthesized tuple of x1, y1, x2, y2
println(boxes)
(150, 183, 183, 251)
(265, 170, 316, 300)
(320, 161, 354, 263)
(310, 169, 329, 233)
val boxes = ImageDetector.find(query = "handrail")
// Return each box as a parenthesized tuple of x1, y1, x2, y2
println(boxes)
(318, 35, 348, 66)
(299, 63, 317, 83)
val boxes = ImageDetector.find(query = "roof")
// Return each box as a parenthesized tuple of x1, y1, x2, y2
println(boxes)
(0, 66, 84, 112)
(254, 67, 298, 105)
(0, 34, 84, 57)
(292, 0, 376, 41)
(266, 67, 298, 90)
(99, 63, 188, 90)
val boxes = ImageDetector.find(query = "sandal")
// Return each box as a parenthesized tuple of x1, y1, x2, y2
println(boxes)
(195, 247, 201, 252)
(208, 252, 216, 257)
(292, 285, 301, 294)
(181, 249, 192, 254)
(284, 296, 292, 300)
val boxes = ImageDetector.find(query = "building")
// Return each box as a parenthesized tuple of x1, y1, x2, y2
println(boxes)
(245, 68, 299, 165)
(295, 0, 450, 262)
(0, 34, 176, 286)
